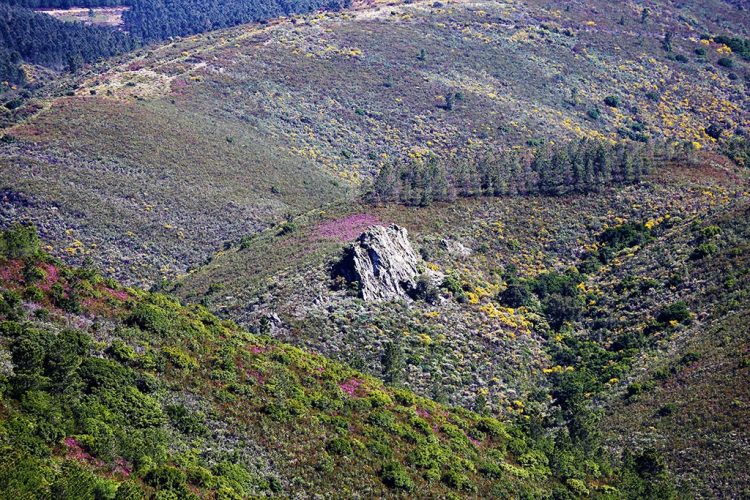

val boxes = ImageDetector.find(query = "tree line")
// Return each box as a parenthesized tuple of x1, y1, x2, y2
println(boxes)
(0, 3, 135, 82)
(122, 0, 351, 42)
(365, 138, 665, 206)
(0, 0, 351, 85)
(0, 0, 129, 7)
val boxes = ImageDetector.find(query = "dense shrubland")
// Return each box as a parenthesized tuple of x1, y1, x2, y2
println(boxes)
(0, 224, 678, 497)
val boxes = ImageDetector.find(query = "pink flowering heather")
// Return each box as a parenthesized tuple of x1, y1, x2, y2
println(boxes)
(247, 369, 265, 385)
(315, 214, 382, 242)
(64, 437, 132, 475)
(249, 345, 270, 355)
(104, 287, 130, 301)
(112, 458, 132, 478)
(64, 437, 104, 467)
(39, 263, 59, 291)
(0, 260, 23, 283)
(339, 378, 364, 397)
(416, 408, 430, 418)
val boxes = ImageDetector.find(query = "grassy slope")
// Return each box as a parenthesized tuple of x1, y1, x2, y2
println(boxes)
(1, 0, 748, 285)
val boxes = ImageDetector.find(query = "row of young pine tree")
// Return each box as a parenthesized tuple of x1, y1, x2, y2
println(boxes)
(366, 138, 683, 206)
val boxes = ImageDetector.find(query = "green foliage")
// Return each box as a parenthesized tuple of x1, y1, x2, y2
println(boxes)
(0, 230, 690, 497)
(500, 269, 584, 330)
(723, 135, 750, 168)
(367, 137, 654, 205)
(713, 35, 750, 60)
(440, 274, 465, 300)
(0, 223, 40, 260)
(411, 274, 440, 303)
(380, 461, 415, 491)
(277, 221, 299, 236)
(326, 436, 353, 455)
(597, 222, 653, 262)
(165, 404, 208, 437)
(691, 242, 718, 260)
(655, 301, 691, 325)
(126, 301, 176, 336)
(604, 95, 621, 107)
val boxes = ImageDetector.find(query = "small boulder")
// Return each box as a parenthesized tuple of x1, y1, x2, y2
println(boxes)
(441, 238, 472, 257)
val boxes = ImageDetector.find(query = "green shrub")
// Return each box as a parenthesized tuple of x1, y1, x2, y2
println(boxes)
(368, 389, 393, 408)
(566, 478, 590, 496)
(100, 386, 166, 428)
(409, 442, 448, 470)
(213, 461, 256, 497)
(165, 404, 208, 436)
(392, 388, 416, 406)
(79, 357, 135, 390)
(476, 417, 508, 439)
(412, 274, 440, 303)
(441, 468, 475, 492)
(145, 465, 188, 493)
(691, 242, 717, 260)
(326, 436, 353, 455)
(499, 276, 533, 308)
(604, 95, 620, 107)
(656, 301, 691, 325)
(277, 221, 299, 236)
(380, 461, 414, 491)
(441, 274, 463, 297)
(126, 303, 175, 335)
(23, 286, 45, 302)
(0, 224, 40, 260)
(656, 403, 677, 417)
(115, 480, 146, 499)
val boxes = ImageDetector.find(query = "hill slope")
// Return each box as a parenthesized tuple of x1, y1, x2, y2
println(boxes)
(171, 157, 750, 496)
(0, 225, 678, 498)
(2, 0, 748, 284)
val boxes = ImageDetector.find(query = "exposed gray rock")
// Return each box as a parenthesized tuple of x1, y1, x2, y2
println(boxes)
(441, 238, 472, 257)
(337, 224, 442, 302)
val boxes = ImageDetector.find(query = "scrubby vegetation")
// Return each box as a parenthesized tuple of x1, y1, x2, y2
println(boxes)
(1, 0, 749, 496)
(171, 152, 750, 496)
(0, 224, 686, 497)
(2, 0, 748, 283)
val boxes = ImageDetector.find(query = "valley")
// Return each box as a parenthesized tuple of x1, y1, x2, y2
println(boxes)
(0, 0, 749, 497)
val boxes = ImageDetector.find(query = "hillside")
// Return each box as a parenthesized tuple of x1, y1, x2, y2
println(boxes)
(2, 0, 749, 285)
(170, 152, 749, 496)
(0, 0, 748, 497)
(0, 225, 679, 498)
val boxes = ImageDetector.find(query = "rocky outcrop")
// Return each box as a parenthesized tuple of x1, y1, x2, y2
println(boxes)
(336, 224, 441, 302)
